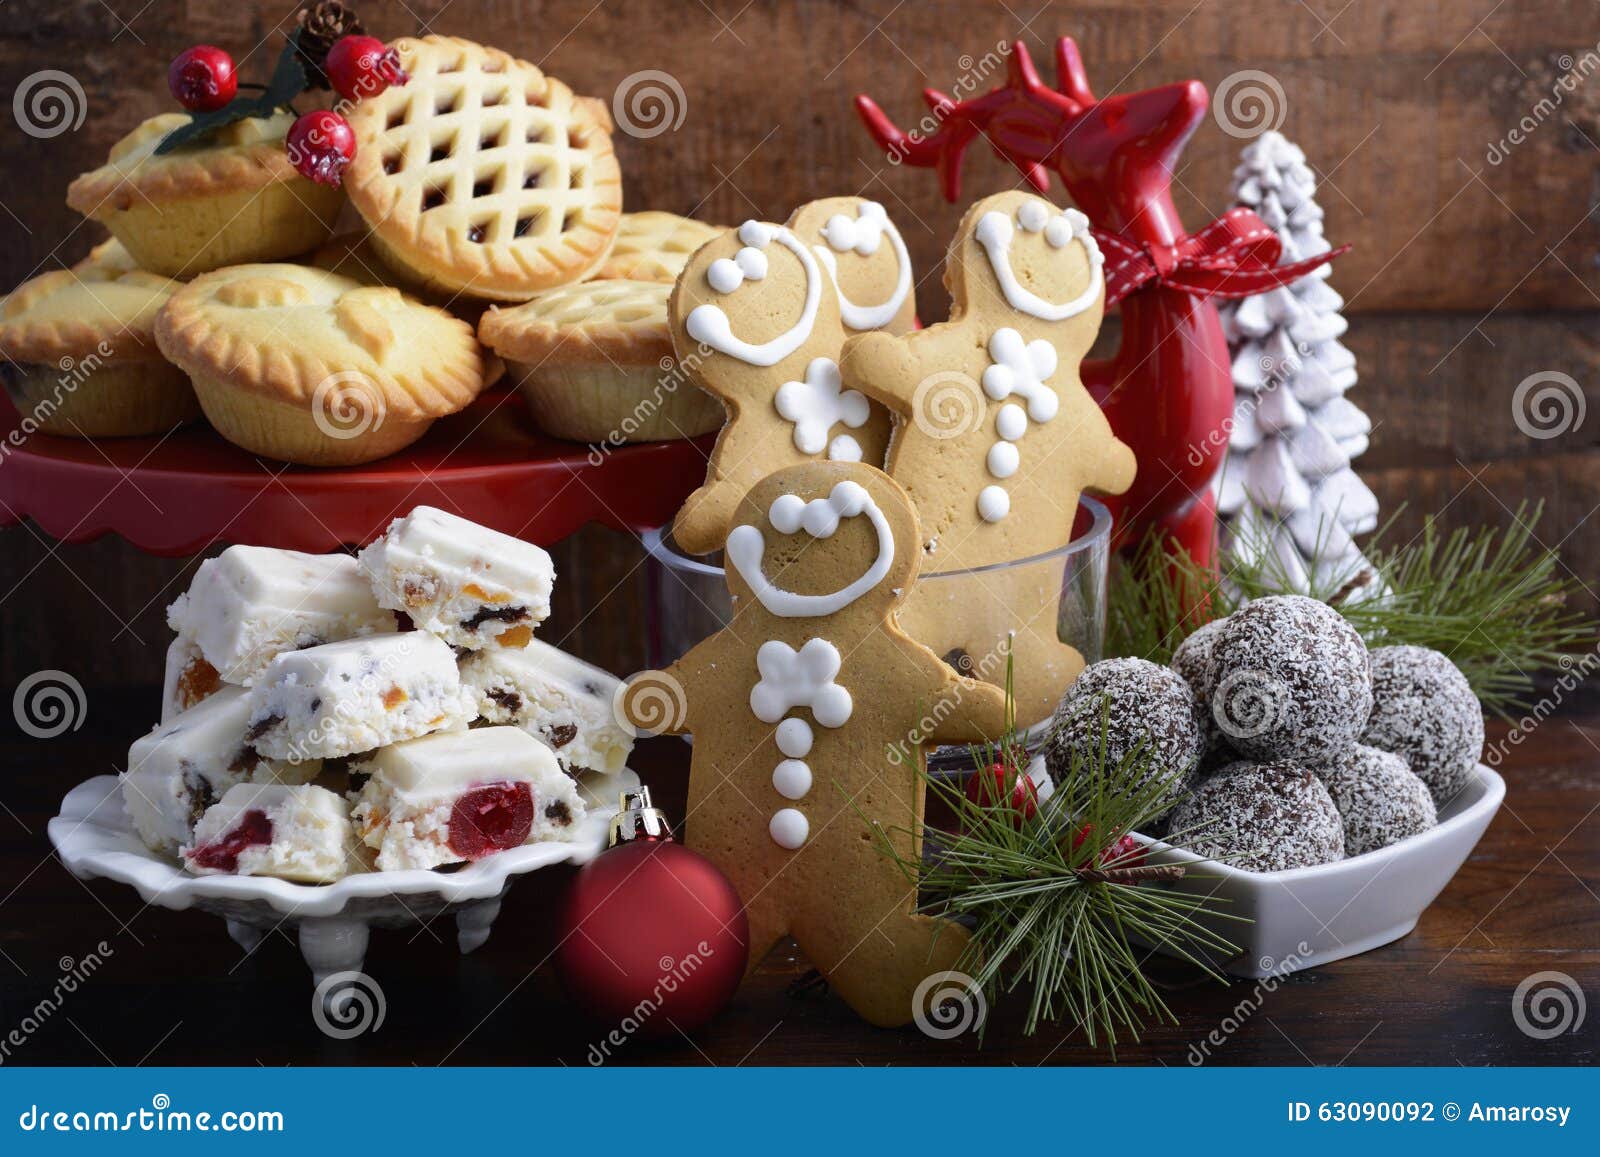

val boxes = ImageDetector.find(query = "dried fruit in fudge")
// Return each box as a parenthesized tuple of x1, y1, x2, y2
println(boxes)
(446, 782, 534, 859)
(188, 809, 273, 872)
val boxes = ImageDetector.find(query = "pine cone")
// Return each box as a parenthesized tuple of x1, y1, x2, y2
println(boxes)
(294, 1, 365, 89)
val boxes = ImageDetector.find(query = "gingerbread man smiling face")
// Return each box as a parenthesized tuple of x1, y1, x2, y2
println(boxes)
(666, 198, 916, 556)
(622, 460, 1007, 1027)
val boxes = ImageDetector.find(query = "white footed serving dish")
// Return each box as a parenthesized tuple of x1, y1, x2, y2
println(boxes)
(48, 769, 638, 985)
(1121, 762, 1505, 977)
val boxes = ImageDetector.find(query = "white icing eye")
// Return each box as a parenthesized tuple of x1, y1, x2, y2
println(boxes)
(738, 220, 776, 247)
(769, 493, 807, 534)
(996, 403, 1028, 442)
(821, 214, 857, 252)
(987, 441, 1021, 479)
(978, 485, 1011, 522)
(1045, 216, 1074, 248)
(735, 246, 768, 280)
(1017, 200, 1050, 232)
(708, 258, 744, 294)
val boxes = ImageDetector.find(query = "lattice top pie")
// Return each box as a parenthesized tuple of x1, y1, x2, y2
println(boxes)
(596, 212, 722, 283)
(478, 279, 672, 367)
(343, 36, 622, 302)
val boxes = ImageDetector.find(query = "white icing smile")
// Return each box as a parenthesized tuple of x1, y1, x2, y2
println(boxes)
(812, 200, 912, 332)
(726, 480, 895, 618)
(687, 221, 822, 367)
(975, 200, 1104, 323)
(774, 357, 871, 460)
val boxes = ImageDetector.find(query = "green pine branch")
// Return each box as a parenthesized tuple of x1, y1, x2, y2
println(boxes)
(1107, 503, 1595, 718)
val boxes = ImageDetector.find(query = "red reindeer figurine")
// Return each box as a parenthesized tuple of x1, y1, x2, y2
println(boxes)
(857, 37, 1345, 565)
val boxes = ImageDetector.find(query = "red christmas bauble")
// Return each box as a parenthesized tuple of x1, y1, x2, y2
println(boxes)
(556, 793, 747, 1039)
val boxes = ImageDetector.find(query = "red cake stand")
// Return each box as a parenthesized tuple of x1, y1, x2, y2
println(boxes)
(0, 390, 713, 556)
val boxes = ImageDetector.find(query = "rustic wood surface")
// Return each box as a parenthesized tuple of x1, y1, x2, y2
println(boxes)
(1, 698, 1594, 1066)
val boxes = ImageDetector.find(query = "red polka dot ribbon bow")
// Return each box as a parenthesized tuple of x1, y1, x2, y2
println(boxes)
(1091, 207, 1352, 307)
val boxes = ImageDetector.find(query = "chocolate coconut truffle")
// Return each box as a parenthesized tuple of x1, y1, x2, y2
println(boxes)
(1047, 658, 1204, 823)
(1361, 645, 1483, 807)
(1314, 744, 1437, 857)
(1167, 760, 1345, 872)
(1171, 616, 1231, 766)
(1208, 595, 1371, 765)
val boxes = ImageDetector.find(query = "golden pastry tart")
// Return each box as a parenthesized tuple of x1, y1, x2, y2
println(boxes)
(595, 211, 721, 283)
(478, 279, 722, 443)
(66, 112, 344, 278)
(0, 259, 196, 437)
(342, 36, 622, 302)
(72, 237, 140, 276)
(155, 264, 488, 466)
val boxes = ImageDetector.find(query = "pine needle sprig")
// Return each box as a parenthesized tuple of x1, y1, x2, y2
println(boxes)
(1106, 502, 1594, 717)
(870, 703, 1244, 1045)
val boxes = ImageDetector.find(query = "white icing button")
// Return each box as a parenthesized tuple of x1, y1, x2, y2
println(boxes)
(776, 717, 813, 758)
(707, 258, 743, 293)
(828, 434, 863, 462)
(1018, 200, 1049, 232)
(769, 807, 809, 849)
(772, 759, 813, 800)
(987, 441, 1020, 479)
(996, 403, 1028, 442)
(978, 485, 1011, 522)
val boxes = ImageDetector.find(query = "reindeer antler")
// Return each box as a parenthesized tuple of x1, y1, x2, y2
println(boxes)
(855, 37, 1091, 202)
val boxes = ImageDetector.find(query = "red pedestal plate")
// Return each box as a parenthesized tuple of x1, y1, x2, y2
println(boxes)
(0, 389, 713, 555)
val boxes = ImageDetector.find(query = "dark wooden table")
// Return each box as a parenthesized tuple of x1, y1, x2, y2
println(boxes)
(2, 691, 1595, 1067)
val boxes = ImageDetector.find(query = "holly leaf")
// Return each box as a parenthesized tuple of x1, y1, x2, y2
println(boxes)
(154, 33, 310, 155)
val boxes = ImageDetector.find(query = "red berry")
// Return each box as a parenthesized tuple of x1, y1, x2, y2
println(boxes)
(326, 35, 409, 102)
(1072, 823, 1147, 871)
(188, 809, 272, 872)
(964, 761, 1039, 827)
(169, 45, 238, 112)
(286, 110, 357, 186)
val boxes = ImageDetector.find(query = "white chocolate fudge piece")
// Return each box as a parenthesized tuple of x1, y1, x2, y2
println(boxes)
(168, 546, 397, 685)
(122, 687, 320, 856)
(459, 641, 632, 776)
(246, 633, 476, 762)
(160, 634, 223, 723)
(351, 726, 585, 871)
(357, 506, 554, 651)
(183, 783, 363, 883)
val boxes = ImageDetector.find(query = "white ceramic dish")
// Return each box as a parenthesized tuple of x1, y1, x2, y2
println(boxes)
(48, 769, 638, 985)
(1118, 762, 1506, 977)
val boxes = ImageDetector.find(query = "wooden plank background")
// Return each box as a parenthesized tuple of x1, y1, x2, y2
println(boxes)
(3, 0, 1599, 691)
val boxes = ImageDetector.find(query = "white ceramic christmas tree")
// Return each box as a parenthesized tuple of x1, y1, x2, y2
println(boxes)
(1216, 131, 1379, 594)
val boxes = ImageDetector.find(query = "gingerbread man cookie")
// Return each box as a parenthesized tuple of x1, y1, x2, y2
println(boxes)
(667, 198, 915, 555)
(839, 191, 1137, 723)
(622, 461, 1007, 1027)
